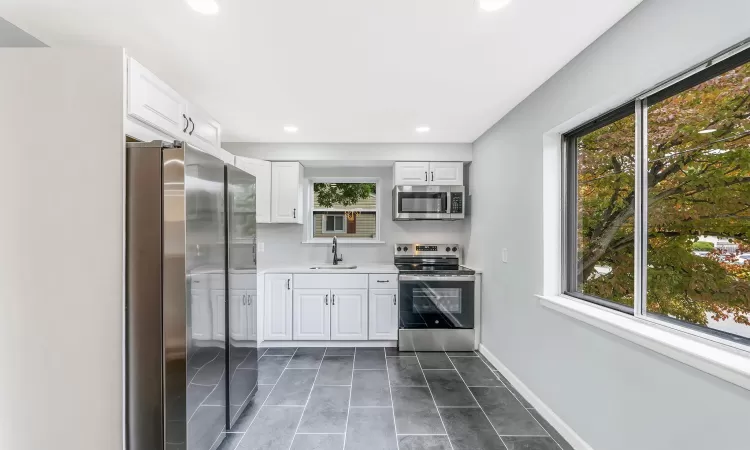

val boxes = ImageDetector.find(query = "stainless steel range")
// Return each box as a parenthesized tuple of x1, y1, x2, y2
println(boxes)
(395, 244, 477, 351)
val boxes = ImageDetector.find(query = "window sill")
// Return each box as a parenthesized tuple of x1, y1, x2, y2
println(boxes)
(302, 239, 386, 245)
(536, 294, 750, 392)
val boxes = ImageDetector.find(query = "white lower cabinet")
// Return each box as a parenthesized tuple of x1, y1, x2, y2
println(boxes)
(211, 290, 226, 341)
(264, 274, 293, 340)
(246, 293, 257, 340)
(191, 289, 212, 340)
(293, 289, 331, 340)
(229, 289, 248, 341)
(369, 289, 399, 340)
(331, 289, 368, 341)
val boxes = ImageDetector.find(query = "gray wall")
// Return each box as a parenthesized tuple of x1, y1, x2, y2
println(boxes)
(0, 18, 45, 47)
(467, 0, 750, 449)
(256, 166, 470, 269)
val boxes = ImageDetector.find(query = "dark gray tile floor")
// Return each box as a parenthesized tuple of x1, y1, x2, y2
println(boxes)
(218, 347, 573, 450)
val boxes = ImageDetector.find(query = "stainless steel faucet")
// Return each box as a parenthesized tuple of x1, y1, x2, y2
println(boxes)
(332, 236, 343, 265)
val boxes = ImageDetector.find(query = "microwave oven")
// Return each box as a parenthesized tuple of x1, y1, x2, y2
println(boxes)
(392, 185, 465, 220)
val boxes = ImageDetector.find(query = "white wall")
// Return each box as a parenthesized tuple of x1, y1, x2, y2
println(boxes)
(467, 1, 750, 449)
(0, 48, 124, 450)
(0, 17, 45, 47)
(253, 165, 469, 269)
(223, 142, 473, 163)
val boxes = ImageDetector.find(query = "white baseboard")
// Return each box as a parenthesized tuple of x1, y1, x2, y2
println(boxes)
(479, 344, 593, 450)
(261, 340, 397, 348)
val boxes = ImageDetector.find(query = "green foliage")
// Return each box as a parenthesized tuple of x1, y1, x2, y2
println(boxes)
(577, 60, 750, 330)
(692, 241, 715, 251)
(314, 183, 375, 208)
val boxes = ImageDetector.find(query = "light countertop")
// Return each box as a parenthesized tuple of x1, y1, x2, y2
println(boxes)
(261, 264, 398, 275)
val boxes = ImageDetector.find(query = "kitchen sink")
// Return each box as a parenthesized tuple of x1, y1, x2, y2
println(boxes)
(309, 264, 358, 270)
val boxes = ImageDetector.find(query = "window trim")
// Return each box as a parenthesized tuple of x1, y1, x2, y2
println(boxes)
(560, 40, 750, 352)
(303, 177, 383, 244)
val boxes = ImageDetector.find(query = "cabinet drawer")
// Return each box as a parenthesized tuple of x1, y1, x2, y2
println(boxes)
(232, 273, 257, 289)
(294, 274, 368, 289)
(209, 274, 224, 289)
(368, 274, 398, 288)
(191, 274, 209, 288)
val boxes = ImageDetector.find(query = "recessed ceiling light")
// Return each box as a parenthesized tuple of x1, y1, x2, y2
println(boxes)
(698, 128, 717, 134)
(187, 0, 219, 15)
(284, 125, 299, 133)
(478, 0, 512, 12)
(416, 126, 430, 133)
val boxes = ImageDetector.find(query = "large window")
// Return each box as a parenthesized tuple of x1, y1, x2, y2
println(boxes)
(309, 180, 379, 241)
(564, 44, 750, 347)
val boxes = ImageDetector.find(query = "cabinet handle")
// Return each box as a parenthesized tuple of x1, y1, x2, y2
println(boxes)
(182, 114, 189, 133)
(188, 117, 195, 135)
(393, 294, 397, 305)
(425, 171, 428, 182)
(242, 294, 246, 306)
(332, 295, 335, 306)
(325, 294, 328, 306)
(431, 171, 434, 182)
(293, 208, 296, 219)
(287, 279, 290, 290)
(376, 280, 389, 283)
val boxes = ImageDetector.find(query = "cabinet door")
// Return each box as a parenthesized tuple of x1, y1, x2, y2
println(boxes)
(191, 289, 212, 340)
(211, 290, 226, 341)
(236, 157, 272, 223)
(293, 289, 331, 340)
(187, 104, 222, 156)
(127, 57, 187, 139)
(331, 289, 368, 340)
(246, 292, 257, 340)
(271, 162, 303, 223)
(368, 289, 398, 340)
(229, 289, 247, 341)
(429, 162, 464, 186)
(264, 274, 293, 340)
(394, 162, 430, 186)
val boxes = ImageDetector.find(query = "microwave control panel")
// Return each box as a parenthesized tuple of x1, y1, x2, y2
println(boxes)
(451, 195, 463, 213)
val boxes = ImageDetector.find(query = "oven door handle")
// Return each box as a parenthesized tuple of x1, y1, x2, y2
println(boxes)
(399, 275, 475, 282)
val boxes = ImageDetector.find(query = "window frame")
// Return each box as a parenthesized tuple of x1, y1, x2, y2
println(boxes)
(304, 177, 383, 244)
(561, 41, 750, 351)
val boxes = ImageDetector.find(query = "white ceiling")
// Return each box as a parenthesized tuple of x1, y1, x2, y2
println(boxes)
(1, 0, 641, 143)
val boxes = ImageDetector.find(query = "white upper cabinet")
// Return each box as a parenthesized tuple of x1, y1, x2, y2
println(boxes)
(126, 57, 222, 156)
(236, 157, 272, 223)
(271, 162, 304, 224)
(429, 162, 464, 185)
(368, 289, 398, 340)
(293, 289, 331, 340)
(127, 58, 187, 139)
(330, 289, 368, 341)
(394, 161, 430, 185)
(186, 104, 221, 156)
(264, 274, 293, 340)
(394, 162, 464, 186)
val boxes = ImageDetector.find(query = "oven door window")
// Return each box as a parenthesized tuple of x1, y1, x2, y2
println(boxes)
(398, 192, 448, 214)
(399, 279, 474, 329)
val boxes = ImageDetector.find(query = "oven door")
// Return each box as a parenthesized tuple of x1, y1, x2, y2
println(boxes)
(393, 186, 450, 220)
(399, 275, 475, 329)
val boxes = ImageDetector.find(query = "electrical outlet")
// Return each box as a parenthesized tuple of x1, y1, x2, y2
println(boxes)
(258, 242, 265, 253)
(502, 248, 508, 263)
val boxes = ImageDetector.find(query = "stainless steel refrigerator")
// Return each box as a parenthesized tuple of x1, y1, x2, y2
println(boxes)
(126, 141, 258, 450)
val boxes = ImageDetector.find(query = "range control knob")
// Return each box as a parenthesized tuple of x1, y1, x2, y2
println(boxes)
(403, 246, 409, 252)
(397, 246, 402, 252)
(452, 247, 458, 252)
(446, 247, 451, 252)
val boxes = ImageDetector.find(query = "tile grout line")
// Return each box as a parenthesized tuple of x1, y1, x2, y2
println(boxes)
(288, 348, 325, 450)
(230, 347, 299, 450)
(342, 347, 357, 450)
(383, 347, 400, 450)
(445, 354, 509, 450)
(415, 352, 456, 450)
